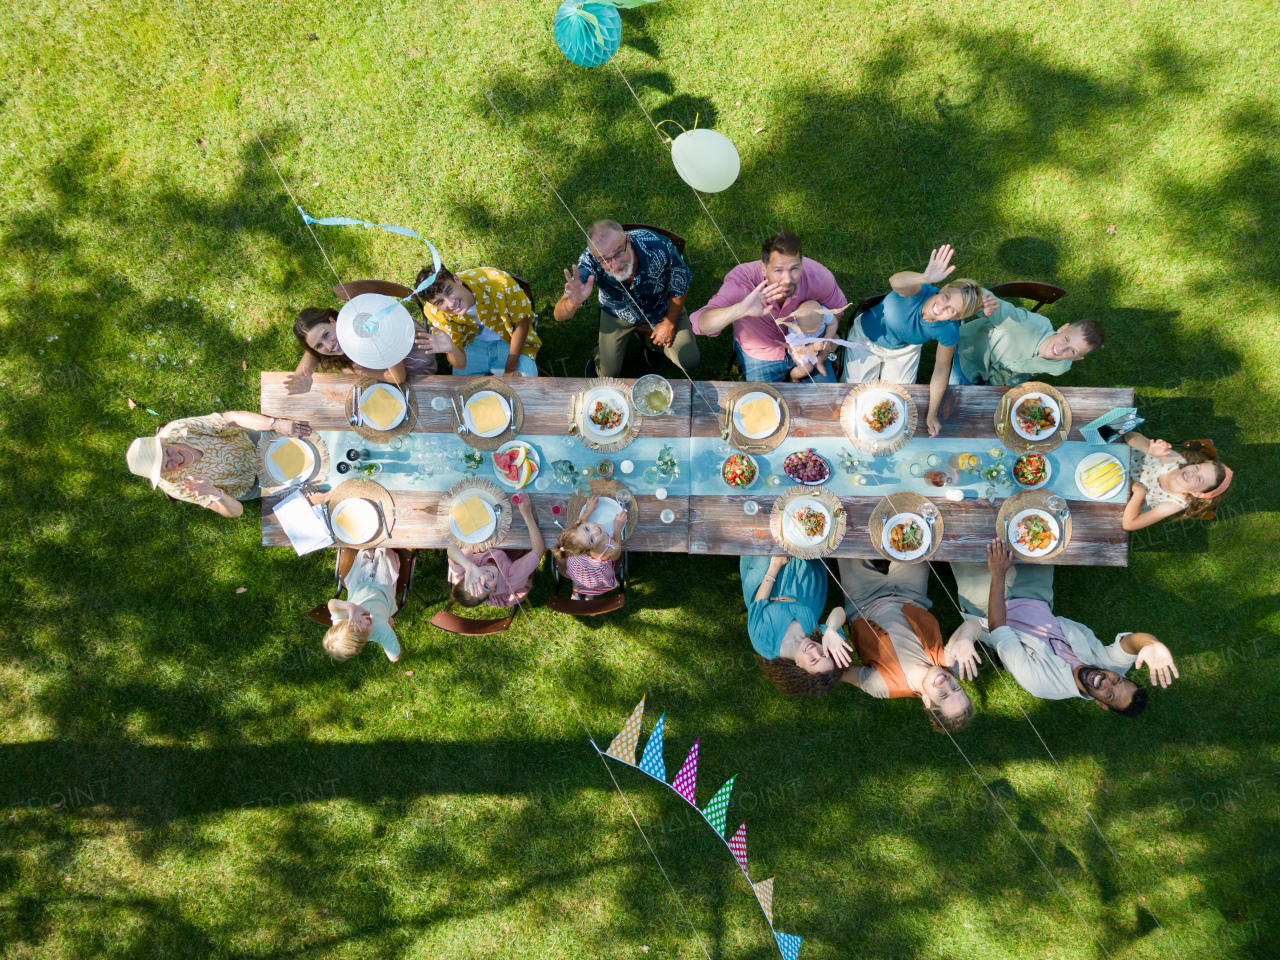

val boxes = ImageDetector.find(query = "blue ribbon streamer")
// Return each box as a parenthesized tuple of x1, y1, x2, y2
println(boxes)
(297, 207, 443, 320)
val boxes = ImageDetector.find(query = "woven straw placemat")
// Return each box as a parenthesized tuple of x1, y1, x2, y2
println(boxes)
(996, 488, 1072, 563)
(569, 377, 644, 454)
(454, 376, 525, 452)
(998, 381, 1072, 455)
(323, 477, 395, 548)
(719, 382, 790, 454)
(867, 491, 944, 562)
(436, 477, 512, 552)
(343, 379, 419, 443)
(255, 431, 330, 497)
(566, 478, 641, 541)
(841, 380, 917, 456)
(768, 485, 846, 559)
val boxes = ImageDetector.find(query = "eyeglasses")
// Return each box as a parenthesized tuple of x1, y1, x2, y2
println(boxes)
(596, 237, 629, 266)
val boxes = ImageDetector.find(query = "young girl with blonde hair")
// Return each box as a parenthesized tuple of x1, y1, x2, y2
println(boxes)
(552, 495, 627, 597)
(323, 548, 403, 663)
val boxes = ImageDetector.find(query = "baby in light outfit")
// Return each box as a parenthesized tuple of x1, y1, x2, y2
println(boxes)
(779, 300, 837, 380)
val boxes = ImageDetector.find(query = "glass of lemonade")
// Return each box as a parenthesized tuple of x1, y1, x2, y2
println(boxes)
(630, 374, 672, 416)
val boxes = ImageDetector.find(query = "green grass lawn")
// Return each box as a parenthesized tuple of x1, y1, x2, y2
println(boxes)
(2, 0, 1278, 957)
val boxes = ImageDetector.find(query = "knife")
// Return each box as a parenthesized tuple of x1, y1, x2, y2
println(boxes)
(348, 385, 361, 427)
(373, 500, 390, 540)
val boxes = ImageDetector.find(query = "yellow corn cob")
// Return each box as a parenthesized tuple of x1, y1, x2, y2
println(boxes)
(1084, 460, 1119, 483)
(1085, 465, 1123, 491)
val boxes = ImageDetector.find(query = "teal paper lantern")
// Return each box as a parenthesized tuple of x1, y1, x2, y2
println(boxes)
(554, 0, 622, 68)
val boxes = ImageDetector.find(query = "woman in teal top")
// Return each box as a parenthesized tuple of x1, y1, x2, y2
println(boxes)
(742, 555, 851, 696)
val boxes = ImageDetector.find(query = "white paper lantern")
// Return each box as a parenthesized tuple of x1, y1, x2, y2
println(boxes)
(335, 293, 416, 369)
(670, 128, 741, 193)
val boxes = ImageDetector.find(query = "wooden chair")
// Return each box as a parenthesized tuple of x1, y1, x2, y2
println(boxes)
(987, 281, 1067, 313)
(306, 548, 417, 626)
(430, 601, 517, 636)
(547, 553, 628, 616)
(332, 280, 414, 302)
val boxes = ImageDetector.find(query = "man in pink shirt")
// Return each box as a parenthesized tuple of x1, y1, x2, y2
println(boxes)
(690, 232, 848, 382)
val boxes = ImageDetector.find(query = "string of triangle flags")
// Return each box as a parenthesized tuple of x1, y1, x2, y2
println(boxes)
(592, 697, 803, 960)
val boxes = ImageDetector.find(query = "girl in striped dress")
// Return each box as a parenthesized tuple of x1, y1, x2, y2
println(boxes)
(553, 496, 627, 598)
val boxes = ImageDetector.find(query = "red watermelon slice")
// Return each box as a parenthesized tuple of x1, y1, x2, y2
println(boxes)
(492, 450, 521, 481)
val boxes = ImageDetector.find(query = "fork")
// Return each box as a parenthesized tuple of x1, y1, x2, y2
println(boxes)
(452, 396, 470, 435)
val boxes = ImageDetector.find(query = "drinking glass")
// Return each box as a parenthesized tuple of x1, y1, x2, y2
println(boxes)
(920, 502, 939, 522)
(743, 500, 759, 516)
(642, 467, 660, 484)
(660, 508, 675, 524)
(534, 475, 550, 491)
(908, 461, 925, 478)
(430, 395, 451, 411)
(615, 487, 632, 506)
(1047, 495, 1068, 521)
(390, 436, 405, 451)
(550, 501, 566, 526)
(926, 453, 941, 467)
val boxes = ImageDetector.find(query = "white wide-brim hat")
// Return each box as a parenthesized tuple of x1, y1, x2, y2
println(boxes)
(127, 435, 164, 487)
(336, 293, 416, 369)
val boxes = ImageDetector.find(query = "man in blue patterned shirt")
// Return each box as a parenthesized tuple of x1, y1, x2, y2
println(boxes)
(554, 220, 701, 377)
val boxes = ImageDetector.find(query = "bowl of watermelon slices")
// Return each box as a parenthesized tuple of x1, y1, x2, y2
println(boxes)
(492, 441, 540, 491)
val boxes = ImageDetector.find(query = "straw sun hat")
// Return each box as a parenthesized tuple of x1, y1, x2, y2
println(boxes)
(126, 434, 164, 487)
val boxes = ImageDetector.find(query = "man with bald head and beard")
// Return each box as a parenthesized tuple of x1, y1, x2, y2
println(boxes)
(555, 220, 699, 378)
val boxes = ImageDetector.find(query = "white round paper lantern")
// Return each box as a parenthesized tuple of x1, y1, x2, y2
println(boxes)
(336, 293, 416, 369)
(669, 128, 741, 193)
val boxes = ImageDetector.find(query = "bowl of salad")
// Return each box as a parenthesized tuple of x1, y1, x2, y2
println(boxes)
(783, 448, 830, 485)
(721, 453, 759, 489)
(1012, 452, 1052, 489)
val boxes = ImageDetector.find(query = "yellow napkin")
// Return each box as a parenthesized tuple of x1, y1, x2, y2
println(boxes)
(361, 386, 404, 430)
(450, 496, 492, 537)
(467, 393, 508, 434)
(333, 503, 367, 540)
(269, 439, 308, 480)
(738, 397, 779, 436)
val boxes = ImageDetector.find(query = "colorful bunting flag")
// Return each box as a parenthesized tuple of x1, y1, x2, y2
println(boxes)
(774, 930, 802, 960)
(753, 877, 774, 925)
(638, 712, 666, 782)
(672, 739, 699, 804)
(701, 777, 735, 836)
(604, 697, 645, 765)
(728, 823, 748, 873)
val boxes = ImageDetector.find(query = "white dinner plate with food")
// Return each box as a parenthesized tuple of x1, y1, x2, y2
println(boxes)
(329, 497, 382, 545)
(856, 390, 906, 440)
(1008, 508, 1060, 558)
(732, 391, 782, 440)
(579, 496, 627, 541)
(1010, 393, 1061, 442)
(358, 383, 408, 431)
(448, 494, 498, 545)
(463, 390, 513, 438)
(265, 437, 315, 485)
(881, 512, 931, 561)
(582, 387, 630, 438)
(1075, 451, 1126, 501)
(492, 440, 541, 491)
(783, 497, 832, 547)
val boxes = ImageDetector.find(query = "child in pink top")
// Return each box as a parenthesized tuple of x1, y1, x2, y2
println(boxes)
(553, 495, 627, 597)
(447, 494, 545, 608)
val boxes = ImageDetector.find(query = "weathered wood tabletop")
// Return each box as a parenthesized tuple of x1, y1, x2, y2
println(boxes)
(262, 374, 1133, 565)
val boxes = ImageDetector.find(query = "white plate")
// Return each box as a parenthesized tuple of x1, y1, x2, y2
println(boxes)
(1010, 393, 1061, 442)
(881, 511, 931, 561)
(1075, 451, 1126, 501)
(492, 440, 541, 491)
(783, 497, 832, 547)
(463, 391, 513, 438)
(732, 392, 782, 440)
(264, 437, 315, 485)
(359, 383, 407, 431)
(856, 390, 906, 440)
(1008, 508, 1060, 558)
(330, 498, 381, 545)
(578, 496, 627, 541)
(448, 495, 498, 545)
(582, 387, 630, 438)
(1012, 452, 1053, 490)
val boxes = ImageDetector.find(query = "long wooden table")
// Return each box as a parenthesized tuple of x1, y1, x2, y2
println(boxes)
(261, 374, 1133, 565)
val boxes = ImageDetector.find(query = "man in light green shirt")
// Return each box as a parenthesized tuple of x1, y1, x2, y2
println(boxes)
(951, 298, 1104, 386)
